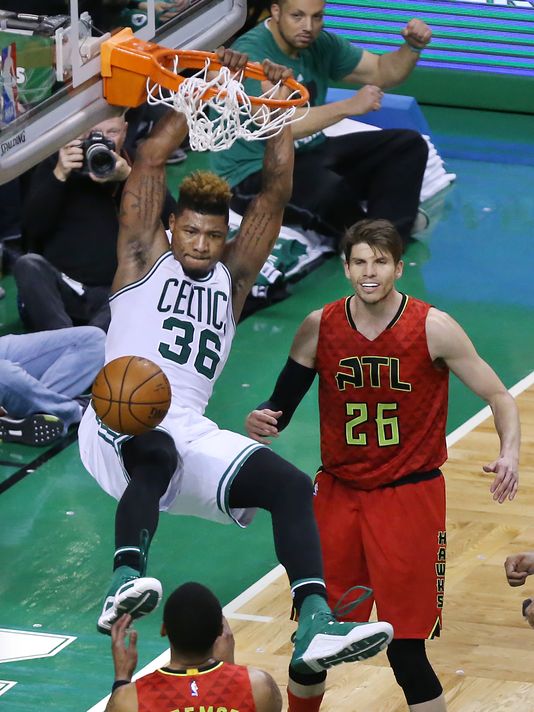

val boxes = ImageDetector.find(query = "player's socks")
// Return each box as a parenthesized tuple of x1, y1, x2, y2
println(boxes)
(290, 586, 393, 674)
(291, 579, 328, 615)
(288, 688, 324, 712)
(113, 545, 143, 571)
(97, 565, 162, 635)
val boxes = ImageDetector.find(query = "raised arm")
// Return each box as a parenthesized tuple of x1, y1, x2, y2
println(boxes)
(341, 19, 432, 88)
(223, 61, 295, 320)
(427, 308, 520, 503)
(112, 110, 189, 293)
(105, 614, 139, 712)
(212, 616, 235, 663)
(289, 84, 383, 139)
(288, 19, 430, 140)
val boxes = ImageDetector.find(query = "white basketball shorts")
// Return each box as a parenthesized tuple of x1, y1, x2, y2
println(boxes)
(78, 405, 265, 527)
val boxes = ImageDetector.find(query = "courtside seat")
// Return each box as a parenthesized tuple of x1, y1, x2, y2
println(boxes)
(325, 88, 432, 138)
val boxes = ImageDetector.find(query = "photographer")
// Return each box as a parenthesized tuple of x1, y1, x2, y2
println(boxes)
(14, 115, 175, 332)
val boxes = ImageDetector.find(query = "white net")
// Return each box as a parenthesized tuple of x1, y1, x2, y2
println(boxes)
(146, 56, 308, 151)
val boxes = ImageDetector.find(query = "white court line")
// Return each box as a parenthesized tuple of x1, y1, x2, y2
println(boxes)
(87, 371, 533, 711)
(446, 370, 534, 448)
(226, 613, 274, 622)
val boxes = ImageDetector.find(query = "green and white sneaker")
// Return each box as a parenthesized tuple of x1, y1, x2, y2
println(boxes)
(291, 612, 393, 674)
(97, 565, 162, 635)
(290, 587, 393, 674)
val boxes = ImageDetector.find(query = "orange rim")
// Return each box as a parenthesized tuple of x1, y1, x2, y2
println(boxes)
(151, 48, 309, 108)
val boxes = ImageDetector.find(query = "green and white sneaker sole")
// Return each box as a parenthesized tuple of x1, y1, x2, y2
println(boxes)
(97, 577, 162, 635)
(298, 621, 393, 673)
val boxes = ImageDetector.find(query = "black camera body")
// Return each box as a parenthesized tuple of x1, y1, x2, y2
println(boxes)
(79, 131, 116, 178)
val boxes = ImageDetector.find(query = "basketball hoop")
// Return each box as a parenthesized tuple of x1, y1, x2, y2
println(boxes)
(101, 29, 309, 151)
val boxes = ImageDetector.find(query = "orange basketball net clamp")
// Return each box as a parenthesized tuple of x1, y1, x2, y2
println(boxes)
(100, 28, 310, 151)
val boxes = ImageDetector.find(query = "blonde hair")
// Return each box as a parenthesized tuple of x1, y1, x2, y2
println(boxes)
(176, 171, 232, 220)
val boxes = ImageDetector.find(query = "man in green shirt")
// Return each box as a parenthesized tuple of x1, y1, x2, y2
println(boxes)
(212, 0, 432, 248)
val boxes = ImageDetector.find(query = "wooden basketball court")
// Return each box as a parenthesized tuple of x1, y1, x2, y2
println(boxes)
(229, 382, 534, 711)
(109, 378, 534, 712)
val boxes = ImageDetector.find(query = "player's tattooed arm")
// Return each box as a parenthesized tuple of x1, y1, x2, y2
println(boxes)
(225, 121, 294, 320)
(112, 111, 189, 292)
(223, 60, 294, 320)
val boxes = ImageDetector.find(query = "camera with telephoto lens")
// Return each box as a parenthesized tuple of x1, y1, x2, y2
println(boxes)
(79, 131, 116, 177)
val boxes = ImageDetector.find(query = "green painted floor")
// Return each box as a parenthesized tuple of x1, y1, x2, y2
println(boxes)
(1, 106, 533, 710)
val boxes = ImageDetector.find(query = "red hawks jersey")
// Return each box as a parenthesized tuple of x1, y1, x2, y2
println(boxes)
(136, 661, 256, 712)
(315, 294, 449, 489)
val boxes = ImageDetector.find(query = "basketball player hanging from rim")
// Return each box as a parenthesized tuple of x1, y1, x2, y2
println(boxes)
(78, 47, 393, 680)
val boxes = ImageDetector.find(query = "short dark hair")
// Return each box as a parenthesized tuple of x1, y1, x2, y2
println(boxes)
(175, 171, 231, 222)
(342, 218, 403, 265)
(163, 582, 223, 656)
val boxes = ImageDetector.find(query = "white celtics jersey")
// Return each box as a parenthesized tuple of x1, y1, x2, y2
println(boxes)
(106, 251, 236, 416)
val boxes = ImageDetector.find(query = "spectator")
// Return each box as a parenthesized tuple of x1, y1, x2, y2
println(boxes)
(0, 326, 105, 445)
(0, 179, 24, 300)
(212, 0, 431, 247)
(14, 115, 175, 333)
(106, 582, 282, 712)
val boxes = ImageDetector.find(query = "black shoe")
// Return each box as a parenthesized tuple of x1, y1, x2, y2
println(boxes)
(0, 413, 64, 445)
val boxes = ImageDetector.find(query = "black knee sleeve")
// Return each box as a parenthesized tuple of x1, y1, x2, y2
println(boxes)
(386, 639, 443, 706)
(122, 429, 178, 496)
(229, 449, 323, 586)
(229, 447, 312, 510)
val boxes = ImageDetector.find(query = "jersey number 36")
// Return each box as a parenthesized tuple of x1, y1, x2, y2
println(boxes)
(158, 316, 221, 379)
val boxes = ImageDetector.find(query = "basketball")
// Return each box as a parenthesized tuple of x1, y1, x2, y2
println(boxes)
(91, 356, 172, 435)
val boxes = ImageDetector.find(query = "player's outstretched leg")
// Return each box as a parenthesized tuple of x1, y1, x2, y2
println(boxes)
(290, 587, 393, 674)
(229, 450, 393, 673)
(97, 431, 177, 634)
(97, 529, 162, 634)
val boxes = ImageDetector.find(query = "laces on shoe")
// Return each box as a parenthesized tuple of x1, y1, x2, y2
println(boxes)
(332, 585, 373, 619)
(291, 586, 374, 644)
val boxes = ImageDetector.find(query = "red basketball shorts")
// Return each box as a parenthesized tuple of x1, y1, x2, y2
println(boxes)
(313, 469, 446, 639)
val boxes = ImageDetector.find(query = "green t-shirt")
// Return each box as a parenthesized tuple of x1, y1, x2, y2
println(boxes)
(211, 20, 362, 187)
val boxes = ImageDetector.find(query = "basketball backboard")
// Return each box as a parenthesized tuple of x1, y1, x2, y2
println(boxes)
(0, 0, 246, 185)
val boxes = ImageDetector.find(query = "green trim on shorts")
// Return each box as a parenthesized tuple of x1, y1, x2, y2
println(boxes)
(216, 443, 265, 524)
(95, 414, 133, 483)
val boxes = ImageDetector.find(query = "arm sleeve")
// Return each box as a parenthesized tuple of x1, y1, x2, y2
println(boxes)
(258, 357, 316, 431)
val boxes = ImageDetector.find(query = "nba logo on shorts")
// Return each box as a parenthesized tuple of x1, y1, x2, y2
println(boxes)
(190, 680, 199, 696)
(313, 481, 319, 496)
